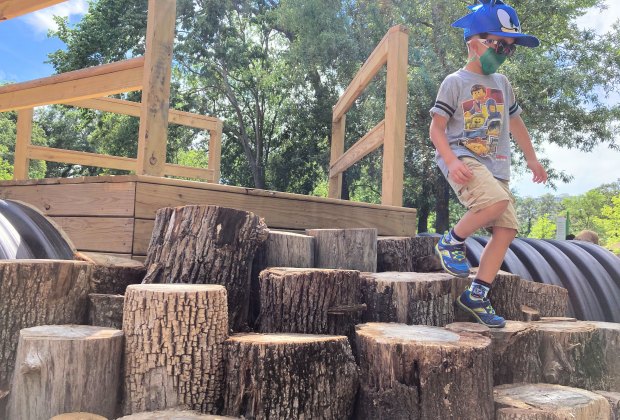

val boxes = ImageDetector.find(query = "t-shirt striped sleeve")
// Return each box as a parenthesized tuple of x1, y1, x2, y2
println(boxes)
(505, 76, 522, 117)
(430, 76, 459, 119)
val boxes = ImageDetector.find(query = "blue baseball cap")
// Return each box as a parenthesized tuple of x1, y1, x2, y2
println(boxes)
(452, 0, 540, 48)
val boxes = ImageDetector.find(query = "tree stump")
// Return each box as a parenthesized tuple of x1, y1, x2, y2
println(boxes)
(355, 323, 493, 420)
(122, 284, 228, 415)
(76, 251, 146, 294)
(376, 236, 440, 272)
(118, 410, 239, 419)
(88, 293, 124, 329)
(7, 325, 123, 420)
(488, 321, 542, 385)
(594, 391, 620, 420)
(590, 322, 620, 392)
(360, 272, 454, 326)
(445, 321, 491, 337)
(0, 260, 91, 391)
(256, 268, 363, 342)
(222, 333, 359, 420)
(143, 205, 269, 331)
(494, 383, 611, 420)
(306, 228, 377, 272)
(50, 413, 107, 420)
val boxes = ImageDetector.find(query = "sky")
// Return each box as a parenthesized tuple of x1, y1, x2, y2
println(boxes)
(0, 0, 619, 197)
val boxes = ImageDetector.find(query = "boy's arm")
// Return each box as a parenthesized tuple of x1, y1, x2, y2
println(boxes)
(510, 115, 547, 184)
(430, 113, 473, 184)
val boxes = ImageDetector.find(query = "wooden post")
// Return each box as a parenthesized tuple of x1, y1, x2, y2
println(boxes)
(136, 0, 176, 176)
(381, 25, 408, 207)
(328, 115, 345, 199)
(13, 108, 33, 180)
(208, 122, 222, 183)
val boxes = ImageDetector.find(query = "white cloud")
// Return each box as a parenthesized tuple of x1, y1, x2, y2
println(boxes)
(22, 0, 89, 35)
(575, 1, 620, 34)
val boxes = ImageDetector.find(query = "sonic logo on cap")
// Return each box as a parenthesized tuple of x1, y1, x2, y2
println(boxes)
(497, 9, 520, 33)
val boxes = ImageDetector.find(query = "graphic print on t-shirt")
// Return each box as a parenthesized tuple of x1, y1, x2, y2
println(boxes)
(461, 84, 504, 158)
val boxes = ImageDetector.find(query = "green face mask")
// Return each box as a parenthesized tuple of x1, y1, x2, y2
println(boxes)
(479, 48, 507, 75)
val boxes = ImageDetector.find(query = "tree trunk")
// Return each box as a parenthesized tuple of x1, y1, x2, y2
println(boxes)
(143, 205, 269, 331)
(8, 325, 123, 420)
(122, 284, 229, 415)
(416, 202, 430, 234)
(0, 260, 91, 392)
(306, 228, 377, 272)
(360, 272, 454, 326)
(594, 391, 620, 420)
(494, 383, 611, 420)
(118, 410, 239, 419)
(376, 236, 440, 273)
(355, 323, 493, 420)
(222, 333, 359, 420)
(434, 174, 450, 234)
(88, 293, 124, 329)
(76, 251, 146, 294)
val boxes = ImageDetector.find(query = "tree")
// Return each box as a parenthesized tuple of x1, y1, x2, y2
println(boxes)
(594, 194, 620, 250)
(561, 190, 606, 234)
(528, 214, 556, 239)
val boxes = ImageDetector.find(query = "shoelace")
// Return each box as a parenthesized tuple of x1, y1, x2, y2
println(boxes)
(451, 249, 466, 262)
(483, 300, 496, 314)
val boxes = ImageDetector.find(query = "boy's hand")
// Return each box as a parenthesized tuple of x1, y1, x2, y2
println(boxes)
(527, 159, 547, 184)
(447, 159, 473, 184)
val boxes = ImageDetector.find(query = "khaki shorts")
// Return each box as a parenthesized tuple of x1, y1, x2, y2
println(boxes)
(447, 157, 518, 231)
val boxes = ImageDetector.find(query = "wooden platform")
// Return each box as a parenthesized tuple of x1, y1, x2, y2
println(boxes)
(0, 175, 417, 259)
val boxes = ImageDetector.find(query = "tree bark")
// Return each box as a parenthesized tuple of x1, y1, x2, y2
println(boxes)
(122, 284, 229, 415)
(376, 236, 440, 272)
(76, 251, 146, 294)
(222, 333, 359, 420)
(306, 228, 377, 272)
(88, 293, 124, 329)
(494, 383, 611, 420)
(434, 173, 450, 234)
(594, 391, 620, 420)
(118, 410, 239, 419)
(143, 205, 269, 331)
(8, 325, 123, 420)
(355, 323, 493, 420)
(360, 272, 454, 326)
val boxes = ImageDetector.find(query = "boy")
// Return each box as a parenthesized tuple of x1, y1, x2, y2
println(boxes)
(429, 0, 548, 328)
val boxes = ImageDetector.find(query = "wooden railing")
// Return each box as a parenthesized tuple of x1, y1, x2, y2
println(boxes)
(0, 0, 222, 182)
(329, 25, 408, 206)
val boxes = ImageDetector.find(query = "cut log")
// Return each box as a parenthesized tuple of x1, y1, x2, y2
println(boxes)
(143, 205, 269, 331)
(590, 322, 620, 392)
(445, 321, 491, 337)
(88, 293, 124, 329)
(306, 228, 377, 272)
(122, 284, 228, 415)
(76, 251, 146, 294)
(360, 272, 454, 326)
(376, 236, 440, 272)
(256, 268, 362, 341)
(521, 305, 541, 321)
(494, 383, 611, 420)
(118, 410, 239, 419)
(50, 413, 107, 420)
(7, 325, 123, 420)
(222, 333, 359, 420)
(594, 391, 620, 420)
(355, 323, 493, 420)
(0, 260, 91, 390)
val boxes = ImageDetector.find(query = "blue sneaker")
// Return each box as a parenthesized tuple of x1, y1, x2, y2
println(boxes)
(435, 233, 470, 278)
(456, 290, 506, 328)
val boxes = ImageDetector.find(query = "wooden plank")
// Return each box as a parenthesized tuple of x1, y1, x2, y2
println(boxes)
(52, 217, 134, 253)
(0, 58, 144, 112)
(13, 109, 33, 180)
(134, 182, 416, 236)
(163, 163, 214, 181)
(208, 122, 222, 183)
(382, 26, 409, 207)
(136, 0, 176, 177)
(328, 115, 345, 199)
(0, 0, 66, 21)
(28, 145, 137, 171)
(329, 119, 385, 178)
(133, 218, 154, 255)
(0, 182, 136, 216)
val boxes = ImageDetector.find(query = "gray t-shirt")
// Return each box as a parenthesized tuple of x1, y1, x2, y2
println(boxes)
(429, 69, 521, 181)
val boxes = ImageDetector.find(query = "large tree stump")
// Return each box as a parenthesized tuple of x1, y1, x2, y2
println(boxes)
(590, 322, 620, 392)
(355, 323, 493, 420)
(222, 333, 359, 420)
(594, 391, 620, 420)
(494, 383, 611, 420)
(377, 236, 440, 272)
(76, 251, 146, 294)
(306, 228, 377, 272)
(122, 284, 228, 415)
(50, 413, 107, 420)
(257, 268, 363, 342)
(88, 293, 125, 329)
(143, 205, 268, 331)
(0, 260, 91, 392)
(118, 410, 239, 419)
(361, 272, 454, 326)
(7, 325, 123, 420)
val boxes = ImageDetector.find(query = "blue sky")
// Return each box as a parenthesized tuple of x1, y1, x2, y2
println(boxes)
(1, 0, 619, 197)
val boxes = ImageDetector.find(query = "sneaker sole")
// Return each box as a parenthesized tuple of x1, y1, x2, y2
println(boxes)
(456, 296, 506, 328)
(434, 243, 470, 278)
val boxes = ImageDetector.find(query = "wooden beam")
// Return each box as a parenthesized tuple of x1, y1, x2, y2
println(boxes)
(208, 122, 222, 182)
(0, 58, 144, 112)
(13, 109, 33, 180)
(328, 115, 346, 199)
(329, 120, 385, 178)
(0, 0, 66, 21)
(163, 163, 214, 182)
(136, 0, 176, 177)
(382, 26, 409, 207)
(27, 145, 137, 171)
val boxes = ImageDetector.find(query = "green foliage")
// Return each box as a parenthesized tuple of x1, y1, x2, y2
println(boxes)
(561, 190, 607, 233)
(594, 194, 620, 251)
(528, 213, 557, 239)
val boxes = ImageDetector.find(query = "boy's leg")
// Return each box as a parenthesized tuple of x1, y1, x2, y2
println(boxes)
(477, 226, 517, 282)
